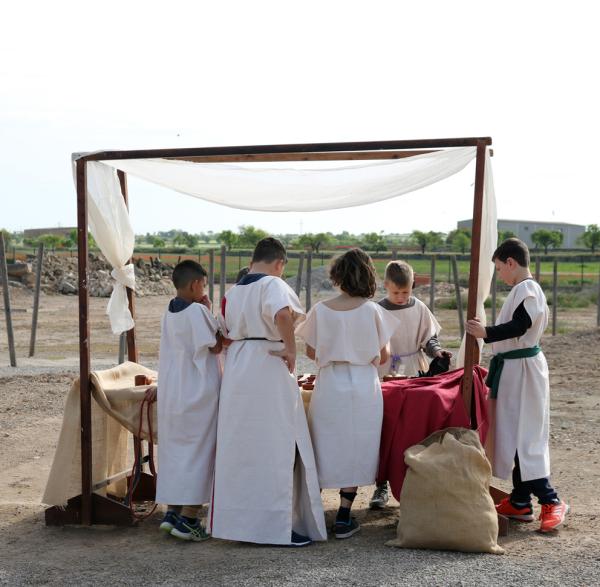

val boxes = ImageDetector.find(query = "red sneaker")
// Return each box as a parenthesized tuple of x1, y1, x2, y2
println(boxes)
(539, 501, 570, 533)
(495, 497, 534, 522)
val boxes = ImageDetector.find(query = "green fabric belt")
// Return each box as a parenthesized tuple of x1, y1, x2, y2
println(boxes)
(486, 345, 541, 399)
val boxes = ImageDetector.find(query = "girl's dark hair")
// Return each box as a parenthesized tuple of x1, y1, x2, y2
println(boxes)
(329, 248, 377, 298)
(492, 238, 530, 267)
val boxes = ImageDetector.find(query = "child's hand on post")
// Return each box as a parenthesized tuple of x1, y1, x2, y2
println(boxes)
(465, 317, 487, 339)
(144, 385, 157, 403)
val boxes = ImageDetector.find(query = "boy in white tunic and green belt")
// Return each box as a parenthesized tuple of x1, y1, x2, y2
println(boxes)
(210, 238, 327, 546)
(466, 238, 569, 533)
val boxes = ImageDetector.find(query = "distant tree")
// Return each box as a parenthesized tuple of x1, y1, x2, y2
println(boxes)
(448, 229, 471, 254)
(173, 232, 188, 246)
(531, 229, 563, 254)
(238, 225, 268, 247)
(362, 232, 387, 252)
(152, 236, 166, 248)
(185, 233, 199, 248)
(217, 230, 238, 251)
(579, 224, 600, 253)
(0, 228, 11, 246)
(497, 229, 516, 244)
(410, 230, 430, 254)
(38, 234, 64, 251)
(296, 232, 332, 253)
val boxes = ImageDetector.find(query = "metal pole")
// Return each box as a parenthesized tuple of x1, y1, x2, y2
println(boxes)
(596, 261, 600, 327)
(0, 234, 17, 367)
(461, 140, 487, 413)
(306, 251, 313, 311)
(118, 332, 126, 364)
(429, 255, 436, 314)
(451, 255, 464, 338)
(552, 259, 558, 336)
(76, 158, 92, 525)
(28, 242, 44, 357)
(219, 245, 227, 306)
(491, 269, 497, 325)
(208, 249, 215, 306)
(295, 252, 305, 296)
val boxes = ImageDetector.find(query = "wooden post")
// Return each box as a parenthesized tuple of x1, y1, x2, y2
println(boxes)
(461, 141, 487, 412)
(306, 251, 313, 311)
(552, 259, 558, 336)
(597, 262, 600, 327)
(0, 233, 17, 367)
(295, 252, 305, 296)
(491, 269, 497, 324)
(451, 255, 464, 338)
(76, 159, 92, 525)
(28, 242, 44, 357)
(219, 245, 226, 306)
(535, 256, 541, 283)
(208, 249, 215, 305)
(429, 255, 436, 314)
(118, 332, 126, 364)
(117, 171, 138, 363)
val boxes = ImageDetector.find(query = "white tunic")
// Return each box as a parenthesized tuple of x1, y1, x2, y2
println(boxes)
(490, 279, 550, 482)
(156, 302, 221, 505)
(210, 275, 327, 545)
(296, 301, 399, 488)
(377, 297, 441, 377)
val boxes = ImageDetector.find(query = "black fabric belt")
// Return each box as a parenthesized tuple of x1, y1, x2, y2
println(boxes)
(241, 337, 283, 342)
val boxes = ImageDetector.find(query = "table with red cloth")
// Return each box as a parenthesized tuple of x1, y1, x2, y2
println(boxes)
(377, 366, 489, 500)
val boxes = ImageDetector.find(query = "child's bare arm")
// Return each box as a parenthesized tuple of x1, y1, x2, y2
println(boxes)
(379, 343, 390, 365)
(305, 344, 316, 360)
(209, 331, 224, 354)
(269, 306, 296, 373)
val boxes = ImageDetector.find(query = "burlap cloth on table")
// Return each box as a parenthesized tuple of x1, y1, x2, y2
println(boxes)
(386, 427, 504, 555)
(42, 362, 157, 507)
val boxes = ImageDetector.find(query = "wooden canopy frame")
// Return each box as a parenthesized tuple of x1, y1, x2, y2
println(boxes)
(46, 136, 492, 527)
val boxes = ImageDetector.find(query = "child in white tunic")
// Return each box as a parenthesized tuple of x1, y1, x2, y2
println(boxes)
(370, 260, 452, 509)
(296, 249, 398, 539)
(211, 238, 326, 547)
(150, 260, 222, 542)
(466, 238, 569, 533)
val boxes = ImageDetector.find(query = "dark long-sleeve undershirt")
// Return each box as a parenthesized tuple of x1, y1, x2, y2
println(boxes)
(483, 300, 532, 343)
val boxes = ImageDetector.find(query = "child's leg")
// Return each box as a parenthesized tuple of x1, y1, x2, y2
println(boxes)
(510, 453, 533, 506)
(180, 505, 202, 521)
(336, 487, 358, 523)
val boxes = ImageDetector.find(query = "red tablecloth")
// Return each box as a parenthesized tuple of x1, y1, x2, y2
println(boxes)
(377, 366, 489, 500)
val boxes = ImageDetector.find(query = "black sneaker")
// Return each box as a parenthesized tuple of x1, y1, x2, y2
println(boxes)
(369, 482, 389, 509)
(290, 531, 312, 546)
(333, 518, 360, 539)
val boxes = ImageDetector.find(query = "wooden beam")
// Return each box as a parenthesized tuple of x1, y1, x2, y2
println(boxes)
(0, 234, 17, 367)
(76, 159, 92, 525)
(461, 140, 487, 415)
(171, 150, 438, 164)
(76, 137, 492, 162)
(117, 170, 138, 363)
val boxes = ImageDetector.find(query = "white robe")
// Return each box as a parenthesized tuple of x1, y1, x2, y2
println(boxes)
(156, 302, 221, 505)
(210, 275, 326, 545)
(377, 297, 441, 377)
(490, 279, 551, 482)
(296, 301, 399, 488)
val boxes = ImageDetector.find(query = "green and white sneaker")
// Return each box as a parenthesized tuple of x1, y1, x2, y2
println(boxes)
(170, 517, 210, 542)
(159, 510, 179, 534)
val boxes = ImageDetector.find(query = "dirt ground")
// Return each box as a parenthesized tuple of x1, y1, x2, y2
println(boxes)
(1, 290, 600, 586)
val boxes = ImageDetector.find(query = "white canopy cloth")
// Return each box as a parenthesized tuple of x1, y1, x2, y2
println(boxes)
(82, 146, 497, 338)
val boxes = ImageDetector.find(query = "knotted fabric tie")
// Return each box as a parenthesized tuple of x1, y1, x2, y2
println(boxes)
(106, 263, 136, 334)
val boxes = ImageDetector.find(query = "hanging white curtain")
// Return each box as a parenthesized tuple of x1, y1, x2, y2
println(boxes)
(80, 146, 497, 335)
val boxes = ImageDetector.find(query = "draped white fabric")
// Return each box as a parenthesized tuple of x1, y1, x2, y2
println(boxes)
(81, 146, 497, 335)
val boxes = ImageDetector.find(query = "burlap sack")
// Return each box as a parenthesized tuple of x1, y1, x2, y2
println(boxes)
(386, 427, 504, 554)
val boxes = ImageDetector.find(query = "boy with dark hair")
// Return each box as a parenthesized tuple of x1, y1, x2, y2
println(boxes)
(211, 237, 326, 546)
(466, 238, 569, 532)
(150, 260, 223, 541)
(369, 259, 452, 508)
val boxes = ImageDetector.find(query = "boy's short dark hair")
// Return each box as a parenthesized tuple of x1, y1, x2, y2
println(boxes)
(384, 260, 414, 288)
(492, 238, 530, 267)
(251, 237, 287, 264)
(172, 259, 208, 289)
(329, 248, 377, 298)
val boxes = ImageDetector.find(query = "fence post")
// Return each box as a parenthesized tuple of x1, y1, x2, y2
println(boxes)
(295, 252, 305, 296)
(597, 261, 600, 327)
(219, 245, 227, 306)
(118, 332, 127, 364)
(451, 255, 464, 338)
(0, 234, 17, 367)
(306, 251, 313, 311)
(491, 269, 497, 325)
(535, 256, 541, 283)
(552, 259, 558, 336)
(28, 243, 44, 357)
(429, 255, 436, 314)
(208, 249, 215, 306)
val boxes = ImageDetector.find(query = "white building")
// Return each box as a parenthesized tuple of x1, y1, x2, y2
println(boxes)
(457, 219, 585, 249)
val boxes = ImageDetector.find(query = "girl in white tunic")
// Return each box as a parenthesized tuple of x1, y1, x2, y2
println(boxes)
(296, 249, 398, 539)
(153, 260, 222, 542)
(210, 238, 326, 546)
(466, 238, 568, 533)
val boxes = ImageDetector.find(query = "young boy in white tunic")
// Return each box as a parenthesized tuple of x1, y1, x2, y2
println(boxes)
(211, 238, 327, 546)
(466, 238, 569, 533)
(296, 249, 398, 538)
(370, 260, 452, 509)
(148, 260, 222, 541)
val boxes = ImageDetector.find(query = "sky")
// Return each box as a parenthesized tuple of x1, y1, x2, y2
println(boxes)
(1, 1, 599, 237)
